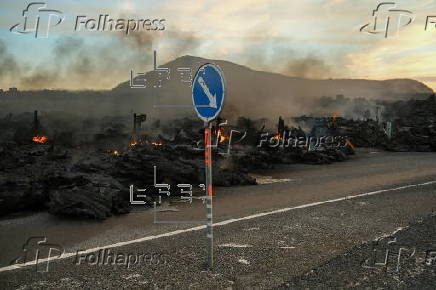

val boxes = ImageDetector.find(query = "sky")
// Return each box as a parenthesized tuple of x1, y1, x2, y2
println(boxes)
(1, 0, 436, 91)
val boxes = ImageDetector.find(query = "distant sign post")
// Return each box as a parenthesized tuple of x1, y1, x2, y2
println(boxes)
(192, 63, 225, 269)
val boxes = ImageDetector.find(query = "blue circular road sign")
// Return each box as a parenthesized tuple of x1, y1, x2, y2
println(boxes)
(192, 63, 225, 123)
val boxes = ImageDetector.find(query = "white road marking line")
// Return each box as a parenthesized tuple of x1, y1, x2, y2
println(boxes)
(243, 227, 260, 231)
(1, 180, 435, 273)
(214, 181, 436, 227)
(256, 178, 298, 185)
(374, 226, 409, 241)
(391, 227, 405, 235)
(238, 258, 250, 265)
(218, 243, 253, 248)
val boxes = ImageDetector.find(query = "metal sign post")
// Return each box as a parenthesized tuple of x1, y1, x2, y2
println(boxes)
(204, 122, 213, 268)
(192, 63, 225, 269)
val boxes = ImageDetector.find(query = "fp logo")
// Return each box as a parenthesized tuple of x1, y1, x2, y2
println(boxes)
(10, 236, 64, 272)
(10, 2, 64, 38)
(360, 2, 414, 38)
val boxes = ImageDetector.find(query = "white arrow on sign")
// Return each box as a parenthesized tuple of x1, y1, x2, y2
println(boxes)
(198, 76, 217, 109)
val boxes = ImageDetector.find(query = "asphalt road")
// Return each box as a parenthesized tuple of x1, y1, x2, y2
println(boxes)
(1, 149, 436, 289)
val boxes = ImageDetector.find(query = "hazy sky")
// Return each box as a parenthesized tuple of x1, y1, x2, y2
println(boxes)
(1, 0, 436, 90)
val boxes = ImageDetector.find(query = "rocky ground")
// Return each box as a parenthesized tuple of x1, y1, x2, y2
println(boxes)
(1, 95, 435, 220)
(330, 95, 436, 152)
(0, 140, 353, 219)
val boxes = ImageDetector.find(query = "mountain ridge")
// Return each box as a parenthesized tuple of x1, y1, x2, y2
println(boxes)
(115, 54, 434, 94)
(113, 55, 433, 120)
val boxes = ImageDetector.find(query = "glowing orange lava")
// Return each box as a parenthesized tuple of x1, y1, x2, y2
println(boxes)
(32, 136, 48, 144)
(129, 140, 139, 147)
(217, 128, 228, 143)
(345, 139, 355, 149)
(272, 133, 282, 140)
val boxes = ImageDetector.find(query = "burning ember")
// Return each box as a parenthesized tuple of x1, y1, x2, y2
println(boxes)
(32, 135, 48, 144)
(129, 136, 162, 147)
(345, 139, 355, 149)
(272, 133, 282, 140)
(105, 149, 121, 156)
(217, 128, 228, 143)
(129, 140, 139, 147)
